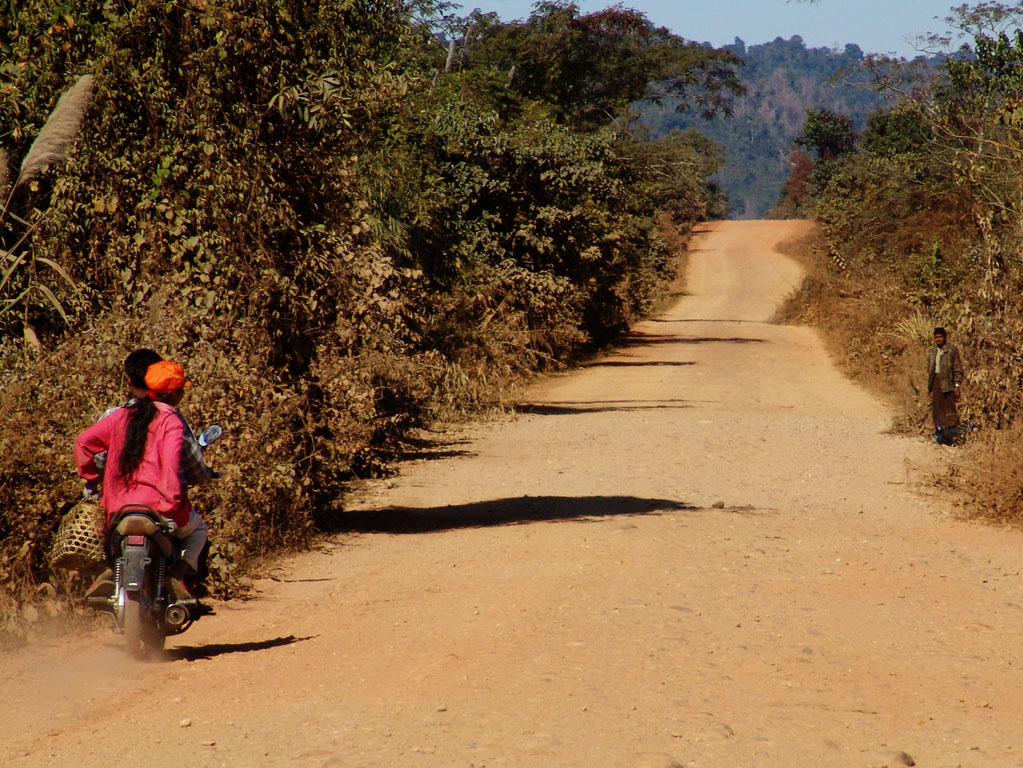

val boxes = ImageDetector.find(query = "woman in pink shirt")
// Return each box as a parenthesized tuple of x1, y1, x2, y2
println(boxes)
(75, 360, 206, 601)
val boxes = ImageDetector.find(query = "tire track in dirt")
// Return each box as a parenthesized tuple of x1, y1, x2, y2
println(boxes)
(4, 220, 1023, 767)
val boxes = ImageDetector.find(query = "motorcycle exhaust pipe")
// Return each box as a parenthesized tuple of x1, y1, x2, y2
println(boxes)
(165, 604, 190, 627)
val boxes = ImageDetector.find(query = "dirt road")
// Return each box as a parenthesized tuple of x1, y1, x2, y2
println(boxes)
(5, 220, 1023, 768)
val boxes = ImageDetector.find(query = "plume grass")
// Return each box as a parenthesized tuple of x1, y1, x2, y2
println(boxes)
(16, 74, 95, 187)
(0, 74, 95, 334)
(883, 310, 933, 346)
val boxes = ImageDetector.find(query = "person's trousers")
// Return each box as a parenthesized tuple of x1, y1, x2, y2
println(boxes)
(931, 378, 958, 429)
(172, 509, 208, 573)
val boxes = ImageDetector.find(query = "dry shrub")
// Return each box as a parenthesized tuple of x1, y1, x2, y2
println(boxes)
(946, 424, 1023, 523)
(0, 296, 438, 643)
(916, 420, 1023, 525)
(646, 213, 694, 315)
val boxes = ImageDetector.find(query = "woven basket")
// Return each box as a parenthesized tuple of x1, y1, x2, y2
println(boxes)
(49, 501, 106, 571)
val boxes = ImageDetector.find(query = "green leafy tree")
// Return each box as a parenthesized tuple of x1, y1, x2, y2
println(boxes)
(791, 108, 858, 198)
(794, 108, 857, 161)
(855, 3, 1023, 274)
(453, 1, 743, 129)
(860, 102, 930, 157)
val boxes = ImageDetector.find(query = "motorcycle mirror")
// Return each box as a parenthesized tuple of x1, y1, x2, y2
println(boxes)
(198, 424, 222, 448)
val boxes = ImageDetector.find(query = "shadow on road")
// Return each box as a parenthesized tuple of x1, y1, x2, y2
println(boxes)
(338, 495, 697, 534)
(583, 360, 696, 368)
(620, 331, 765, 346)
(167, 634, 314, 662)
(395, 433, 477, 463)
(514, 400, 693, 415)
(648, 318, 762, 325)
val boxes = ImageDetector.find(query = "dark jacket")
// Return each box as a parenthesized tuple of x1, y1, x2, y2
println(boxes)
(926, 343, 964, 394)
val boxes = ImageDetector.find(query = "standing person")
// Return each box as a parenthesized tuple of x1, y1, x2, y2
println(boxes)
(75, 360, 209, 602)
(926, 327, 965, 445)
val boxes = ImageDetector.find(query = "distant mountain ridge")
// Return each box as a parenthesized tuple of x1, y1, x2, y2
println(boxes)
(642, 35, 889, 219)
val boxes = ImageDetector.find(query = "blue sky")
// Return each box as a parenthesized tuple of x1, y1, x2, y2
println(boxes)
(458, 0, 962, 58)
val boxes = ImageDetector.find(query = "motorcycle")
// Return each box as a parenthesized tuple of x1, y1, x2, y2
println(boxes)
(88, 424, 222, 659)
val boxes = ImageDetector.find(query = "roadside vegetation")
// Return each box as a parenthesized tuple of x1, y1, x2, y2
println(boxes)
(775, 3, 1023, 524)
(0, 1, 740, 641)
(643, 35, 889, 219)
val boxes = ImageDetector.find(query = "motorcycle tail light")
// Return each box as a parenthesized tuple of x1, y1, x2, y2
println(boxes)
(126, 535, 147, 546)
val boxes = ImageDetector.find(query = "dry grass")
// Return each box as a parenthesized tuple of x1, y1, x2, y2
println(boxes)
(911, 422, 1023, 525)
(960, 425, 1023, 523)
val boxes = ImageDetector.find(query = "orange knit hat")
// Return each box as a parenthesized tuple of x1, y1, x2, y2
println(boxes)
(145, 360, 192, 396)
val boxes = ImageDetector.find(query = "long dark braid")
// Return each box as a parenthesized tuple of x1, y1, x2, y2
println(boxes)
(117, 392, 179, 479)
(117, 397, 157, 480)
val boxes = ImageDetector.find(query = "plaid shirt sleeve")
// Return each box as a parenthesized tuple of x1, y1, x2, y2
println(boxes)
(177, 416, 213, 487)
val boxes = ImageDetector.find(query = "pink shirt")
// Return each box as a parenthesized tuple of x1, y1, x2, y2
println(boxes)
(74, 402, 192, 527)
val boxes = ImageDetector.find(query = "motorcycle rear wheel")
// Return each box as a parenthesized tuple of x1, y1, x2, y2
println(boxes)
(122, 594, 166, 659)
(123, 593, 145, 659)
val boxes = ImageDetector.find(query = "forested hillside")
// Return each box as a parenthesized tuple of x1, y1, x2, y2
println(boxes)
(779, 3, 1023, 522)
(643, 36, 889, 218)
(0, 0, 740, 636)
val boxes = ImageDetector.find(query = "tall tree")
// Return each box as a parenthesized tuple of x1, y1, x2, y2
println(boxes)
(794, 108, 857, 161)
(455, 1, 743, 129)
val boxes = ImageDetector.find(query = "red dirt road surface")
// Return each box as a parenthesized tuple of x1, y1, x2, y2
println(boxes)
(4, 220, 1023, 768)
